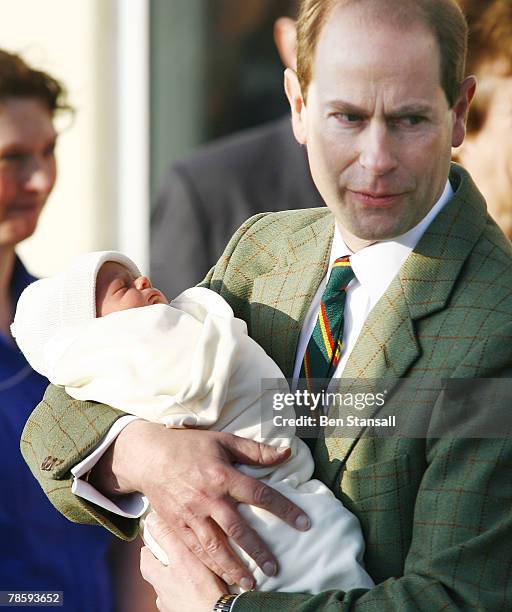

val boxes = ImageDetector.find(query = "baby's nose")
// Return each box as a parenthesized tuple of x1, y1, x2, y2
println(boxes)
(135, 276, 152, 290)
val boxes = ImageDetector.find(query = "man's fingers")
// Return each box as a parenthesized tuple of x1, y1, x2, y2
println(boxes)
(144, 513, 222, 577)
(173, 518, 232, 583)
(148, 510, 252, 589)
(140, 548, 166, 612)
(188, 514, 255, 590)
(229, 471, 310, 531)
(212, 503, 277, 578)
(223, 433, 291, 467)
(140, 544, 165, 586)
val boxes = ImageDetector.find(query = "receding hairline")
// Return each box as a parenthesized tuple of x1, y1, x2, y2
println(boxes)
(320, 2, 443, 49)
(333, 0, 437, 27)
(312, 3, 442, 89)
(297, 0, 467, 106)
(314, 1, 444, 64)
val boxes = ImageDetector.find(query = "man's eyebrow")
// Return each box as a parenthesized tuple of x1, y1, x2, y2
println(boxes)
(327, 100, 369, 116)
(326, 100, 433, 117)
(389, 104, 432, 116)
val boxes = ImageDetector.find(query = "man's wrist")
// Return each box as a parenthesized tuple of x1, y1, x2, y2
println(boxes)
(212, 594, 238, 611)
(90, 419, 157, 496)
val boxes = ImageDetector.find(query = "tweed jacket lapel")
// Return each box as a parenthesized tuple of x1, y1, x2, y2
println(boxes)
(251, 213, 335, 378)
(316, 165, 489, 484)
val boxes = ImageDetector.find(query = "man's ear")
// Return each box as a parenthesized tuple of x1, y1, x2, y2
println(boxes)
(452, 75, 477, 148)
(284, 67, 307, 145)
(274, 17, 297, 70)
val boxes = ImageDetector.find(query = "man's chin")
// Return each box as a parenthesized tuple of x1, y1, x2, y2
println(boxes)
(341, 220, 412, 245)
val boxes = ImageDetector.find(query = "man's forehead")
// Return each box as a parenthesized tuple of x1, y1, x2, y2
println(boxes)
(323, 0, 430, 30)
(317, 1, 436, 55)
(310, 3, 442, 99)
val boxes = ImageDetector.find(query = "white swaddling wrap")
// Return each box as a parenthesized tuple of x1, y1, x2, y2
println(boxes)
(47, 287, 374, 593)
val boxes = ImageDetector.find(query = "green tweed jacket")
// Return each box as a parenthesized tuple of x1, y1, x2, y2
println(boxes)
(21, 165, 512, 610)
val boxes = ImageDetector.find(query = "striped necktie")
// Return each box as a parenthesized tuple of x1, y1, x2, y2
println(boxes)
(300, 256, 355, 389)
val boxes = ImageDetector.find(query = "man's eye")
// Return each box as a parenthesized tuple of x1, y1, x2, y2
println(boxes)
(334, 113, 363, 124)
(401, 116, 425, 126)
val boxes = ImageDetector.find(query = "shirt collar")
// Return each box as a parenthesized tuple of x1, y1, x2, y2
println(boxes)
(331, 179, 453, 305)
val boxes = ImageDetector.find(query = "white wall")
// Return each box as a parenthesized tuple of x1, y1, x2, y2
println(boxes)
(0, 0, 149, 276)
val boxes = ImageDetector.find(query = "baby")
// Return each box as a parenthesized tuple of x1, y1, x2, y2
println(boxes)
(12, 251, 374, 594)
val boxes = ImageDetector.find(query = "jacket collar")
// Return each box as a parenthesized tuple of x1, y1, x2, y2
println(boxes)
(315, 164, 490, 482)
(251, 212, 334, 378)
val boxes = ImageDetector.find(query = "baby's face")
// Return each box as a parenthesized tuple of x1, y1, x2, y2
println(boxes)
(96, 262, 169, 317)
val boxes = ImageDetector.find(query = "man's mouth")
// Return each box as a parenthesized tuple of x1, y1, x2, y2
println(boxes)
(347, 190, 405, 207)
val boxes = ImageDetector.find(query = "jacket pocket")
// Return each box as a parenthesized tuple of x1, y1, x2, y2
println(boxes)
(340, 454, 414, 582)
(341, 453, 410, 501)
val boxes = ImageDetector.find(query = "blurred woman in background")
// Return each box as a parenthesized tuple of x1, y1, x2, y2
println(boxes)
(0, 49, 115, 611)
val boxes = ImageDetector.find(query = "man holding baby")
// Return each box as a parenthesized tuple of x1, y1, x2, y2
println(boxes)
(21, 0, 512, 610)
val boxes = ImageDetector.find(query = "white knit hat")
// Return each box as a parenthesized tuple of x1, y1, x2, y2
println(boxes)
(11, 251, 141, 376)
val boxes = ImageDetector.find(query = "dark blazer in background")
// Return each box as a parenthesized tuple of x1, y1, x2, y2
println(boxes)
(150, 116, 323, 298)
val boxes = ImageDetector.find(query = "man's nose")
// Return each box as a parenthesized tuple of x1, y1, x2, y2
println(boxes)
(135, 276, 152, 290)
(358, 122, 398, 176)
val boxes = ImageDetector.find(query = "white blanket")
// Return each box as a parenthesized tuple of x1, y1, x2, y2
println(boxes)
(48, 287, 374, 593)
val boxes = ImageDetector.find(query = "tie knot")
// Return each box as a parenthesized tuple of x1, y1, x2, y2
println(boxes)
(325, 256, 354, 294)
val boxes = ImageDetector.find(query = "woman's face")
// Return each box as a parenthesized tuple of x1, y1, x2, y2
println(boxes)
(0, 97, 57, 248)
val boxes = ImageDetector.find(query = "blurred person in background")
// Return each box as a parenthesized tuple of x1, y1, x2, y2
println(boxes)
(454, 0, 512, 237)
(0, 47, 112, 612)
(0, 49, 156, 612)
(151, 0, 323, 298)
(207, 0, 296, 136)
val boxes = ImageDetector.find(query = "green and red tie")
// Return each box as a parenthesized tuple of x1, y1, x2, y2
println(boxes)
(300, 256, 355, 389)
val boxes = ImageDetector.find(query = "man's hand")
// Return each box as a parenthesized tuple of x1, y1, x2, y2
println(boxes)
(140, 512, 225, 612)
(90, 420, 310, 589)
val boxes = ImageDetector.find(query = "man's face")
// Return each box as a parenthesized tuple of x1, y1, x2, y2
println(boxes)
(0, 97, 57, 247)
(287, 3, 473, 245)
(96, 262, 169, 317)
(456, 71, 512, 238)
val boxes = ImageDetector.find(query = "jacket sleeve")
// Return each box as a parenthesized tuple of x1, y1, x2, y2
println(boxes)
(233, 328, 512, 611)
(20, 384, 138, 540)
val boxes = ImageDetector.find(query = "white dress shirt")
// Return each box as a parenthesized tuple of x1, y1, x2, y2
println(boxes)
(72, 180, 453, 517)
(293, 180, 453, 382)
